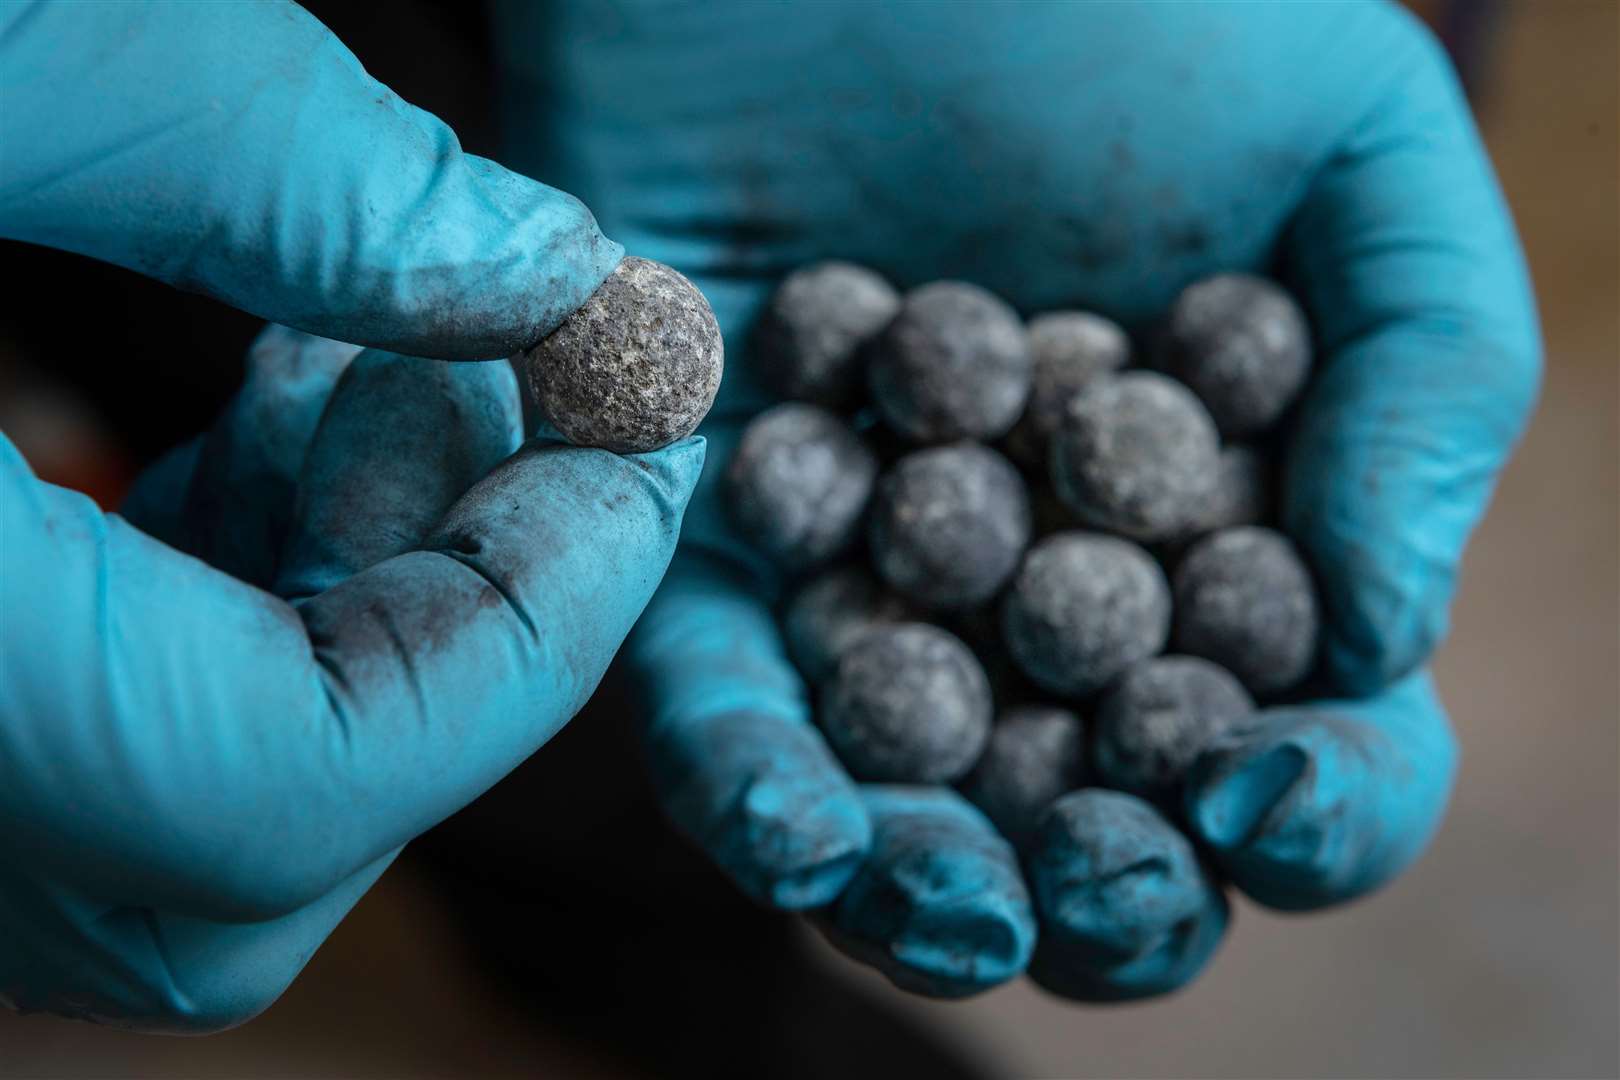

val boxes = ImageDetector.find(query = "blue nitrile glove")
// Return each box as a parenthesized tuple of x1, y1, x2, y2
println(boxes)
(492, 0, 1540, 999)
(0, 1, 703, 1031)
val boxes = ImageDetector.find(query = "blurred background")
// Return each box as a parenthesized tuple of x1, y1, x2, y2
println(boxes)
(2, 1, 1614, 1077)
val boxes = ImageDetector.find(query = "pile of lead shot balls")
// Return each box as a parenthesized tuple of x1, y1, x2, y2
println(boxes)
(727, 263, 1324, 849)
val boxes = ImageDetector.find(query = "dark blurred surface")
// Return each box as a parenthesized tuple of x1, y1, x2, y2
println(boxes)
(2, 2, 1615, 1078)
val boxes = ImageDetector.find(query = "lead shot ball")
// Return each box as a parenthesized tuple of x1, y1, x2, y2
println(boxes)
(1156, 273, 1313, 439)
(960, 705, 1088, 849)
(1051, 371, 1221, 544)
(727, 403, 878, 571)
(754, 261, 901, 408)
(820, 622, 993, 784)
(1002, 311, 1130, 470)
(869, 442, 1032, 611)
(1093, 655, 1254, 804)
(1172, 525, 1321, 696)
(870, 281, 1033, 443)
(523, 257, 723, 454)
(1001, 532, 1171, 699)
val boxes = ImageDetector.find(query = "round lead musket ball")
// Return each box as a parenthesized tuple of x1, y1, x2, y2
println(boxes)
(820, 622, 993, 784)
(1002, 311, 1130, 470)
(727, 403, 878, 571)
(524, 257, 723, 453)
(1051, 371, 1221, 544)
(959, 705, 1088, 849)
(869, 281, 1033, 443)
(754, 261, 900, 408)
(1172, 525, 1320, 696)
(1093, 655, 1254, 804)
(869, 442, 1032, 611)
(1156, 273, 1312, 439)
(1001, 532, 1171, 699)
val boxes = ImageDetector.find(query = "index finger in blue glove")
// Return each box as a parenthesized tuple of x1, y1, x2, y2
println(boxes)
(0, 1, 620, 358)
(1025, 789, 1228, 1002)
(1282, 16, 1540, 694)
(0, 430, 703, 923)
(1185, 670, 1456, 911)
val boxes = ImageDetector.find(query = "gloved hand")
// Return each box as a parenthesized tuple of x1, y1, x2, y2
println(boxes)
(492, 1, 1540, 998)
(0, 1, 702, 1031)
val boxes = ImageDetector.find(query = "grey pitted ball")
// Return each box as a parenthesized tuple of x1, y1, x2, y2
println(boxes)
(1172, 526, 1320, 696)
(1001, 532, 1171, 699)
(1093, 655, 1254, 803)
(727, 403, 877, 571)
(869, 281, 1033, 443)
(869, 442, 1032, 611)
(1051, 371, 1220, 543)
(1156, 273, 1312, 438)
(959, 705, 1087, 849)
(782, 564, 911, 684)
(754, 261, 900, 408)
(820, 622, 993, 784)
(1003, 311, 1130, 470)
(524, 257, 723, 453)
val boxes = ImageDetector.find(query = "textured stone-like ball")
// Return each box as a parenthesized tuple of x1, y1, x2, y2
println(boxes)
(869, 442, 1031, 610)
(1003, 311, 1130, 470)
(1051, 371, 1220, 543)
(1172, 526, 1320, 696)
(960, 705, 1087, 849)
(820, 623, 993, 784)
(869, 281, 1033, 443)
(726, 403, 877, 571)
(753, 261, 900, 408)
(782, 564, 911, 684)
(1001, 532, 1171, 698)
(1093, 655, 1254, 803)
(524, 257, 723, 453)
(1157, 273, 1312, 438)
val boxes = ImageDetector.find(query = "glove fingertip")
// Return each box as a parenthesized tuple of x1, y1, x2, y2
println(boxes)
(680, 724, 870, 910)
(1186, 682, 1458, 910)
(828, 787, 1036, 998)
